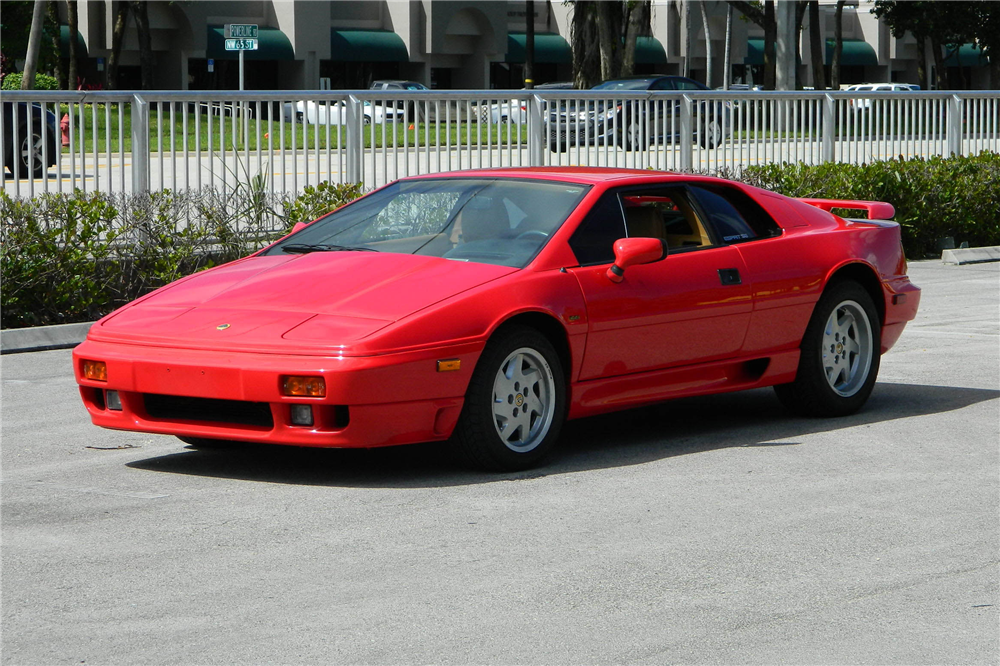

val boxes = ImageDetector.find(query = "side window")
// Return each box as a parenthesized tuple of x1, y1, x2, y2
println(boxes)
(621, 190, 713, 251)
(650, 78, 674, 91)
(690, 185, 782, 241)
(674, 79, 706, 91)
(568, 194, 626, 266)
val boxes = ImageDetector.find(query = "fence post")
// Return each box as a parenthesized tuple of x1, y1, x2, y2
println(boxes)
(131, 94, 149, 193)
(822, 93, 836, 163)
(947, 94, 963, 157)
(345, 95, 362, 184)
(528, 94, 544, 166)
(680, 94, 693, 171)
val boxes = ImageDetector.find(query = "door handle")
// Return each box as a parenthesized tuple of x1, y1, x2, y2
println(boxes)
(718, 268, 742, 285)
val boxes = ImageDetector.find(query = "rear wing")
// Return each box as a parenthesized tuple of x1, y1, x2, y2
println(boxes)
(798, 198, 895, 221)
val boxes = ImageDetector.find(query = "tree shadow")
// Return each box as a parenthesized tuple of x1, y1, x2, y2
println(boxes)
(126, 382, 998, 488)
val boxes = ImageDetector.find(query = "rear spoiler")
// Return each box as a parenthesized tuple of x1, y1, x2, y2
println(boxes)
(798, 198, 895, 221)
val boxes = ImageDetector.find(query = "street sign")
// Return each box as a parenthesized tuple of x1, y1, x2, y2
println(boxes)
(228, 24, 258, 39)
(226, 24, 260, 92)
(225, 38, 258, 51)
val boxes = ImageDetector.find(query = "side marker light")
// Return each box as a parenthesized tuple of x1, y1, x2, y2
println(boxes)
(437, 359, 461, 372)
(83, 360, 108, 382)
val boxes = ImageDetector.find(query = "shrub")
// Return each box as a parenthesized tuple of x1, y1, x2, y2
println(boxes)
(282, 181, 365, 231)
(1, 72, 60, 90)
(0, 181, 365, 329)
(739, 153, 1000, 258)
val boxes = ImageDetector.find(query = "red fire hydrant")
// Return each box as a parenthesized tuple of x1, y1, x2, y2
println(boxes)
(60, 113, 71, 146)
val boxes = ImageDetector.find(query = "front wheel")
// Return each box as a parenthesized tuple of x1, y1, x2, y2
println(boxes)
(449, 326, 565, 471)
(18, 128, 48, 177)
(775, 281, 881, 417)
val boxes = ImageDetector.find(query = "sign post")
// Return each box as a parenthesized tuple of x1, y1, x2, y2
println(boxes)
(225, 25, 258, 151)
(225, 24, 259, 91)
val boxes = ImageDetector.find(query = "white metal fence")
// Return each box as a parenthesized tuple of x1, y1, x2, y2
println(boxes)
(2, 89, 998, 198)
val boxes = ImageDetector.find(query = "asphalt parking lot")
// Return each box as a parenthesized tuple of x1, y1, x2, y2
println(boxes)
(2, 259, 998, 665)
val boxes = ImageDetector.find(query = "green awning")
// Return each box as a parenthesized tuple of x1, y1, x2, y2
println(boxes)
(59, 25, 87, 57)
(207, 26, 294, 60)
(506, 32, 572, 64)
(635, 36, 667, 65)
(825, 39, 878, 66)
(330, 30, 408, 62)
(745, 38, 765, 66)
(943, 43, 989, 67)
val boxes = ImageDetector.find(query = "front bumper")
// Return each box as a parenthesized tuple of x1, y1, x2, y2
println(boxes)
(73, 339, 481, 448)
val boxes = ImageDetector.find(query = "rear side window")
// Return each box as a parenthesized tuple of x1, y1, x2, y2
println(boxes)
(690, 185, 781, 242)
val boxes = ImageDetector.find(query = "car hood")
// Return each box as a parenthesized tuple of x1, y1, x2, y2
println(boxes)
(93, 252, 516, 354)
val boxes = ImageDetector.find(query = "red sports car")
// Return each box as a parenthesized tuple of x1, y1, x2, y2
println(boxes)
(74, 168, 920, 471)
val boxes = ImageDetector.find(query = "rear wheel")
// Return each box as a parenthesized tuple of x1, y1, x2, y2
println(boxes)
(450, 326, 565, 471)
(775, 281, 881, 417)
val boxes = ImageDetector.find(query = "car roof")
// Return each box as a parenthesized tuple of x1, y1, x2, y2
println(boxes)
(400, 166, 703, 186)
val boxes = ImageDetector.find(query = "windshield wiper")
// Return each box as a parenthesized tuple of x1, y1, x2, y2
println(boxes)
(281, 243, 378, 254)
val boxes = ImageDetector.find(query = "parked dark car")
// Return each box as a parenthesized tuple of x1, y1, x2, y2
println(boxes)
(546, 76, 730, 151)
(2, 101, 59, 178)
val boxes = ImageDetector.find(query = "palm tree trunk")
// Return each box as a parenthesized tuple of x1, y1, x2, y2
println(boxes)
(107, 1, 131, 90)
(571, 0, 600, 88)
(723, 3, 733, 89)
(47, 0, 65, 89)
(700, 0, 713, 87)
(831, 0, 845, 89)
(132, 1, 154, 90)
(763, 0, 775, 90)
(21, 0, 48, 90)
(597, 1, 623, 80)
(808, 0, 825, 89)
(67, 0, 78, 89)
(622, 0, 650, 78)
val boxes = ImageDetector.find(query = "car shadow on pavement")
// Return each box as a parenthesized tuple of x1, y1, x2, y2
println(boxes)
(126, 381, 999, 488)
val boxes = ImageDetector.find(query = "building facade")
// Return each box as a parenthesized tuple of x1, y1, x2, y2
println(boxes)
(56, 1, 991, 91)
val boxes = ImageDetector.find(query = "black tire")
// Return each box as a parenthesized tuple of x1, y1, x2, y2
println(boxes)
(775, 281, 881, 417)
(449, 325, 566, 471)
(18, 126, 48, 177)
(178, 436, 239, 449)
(620, 116, 646, 151)
(699, 116, 723, 149)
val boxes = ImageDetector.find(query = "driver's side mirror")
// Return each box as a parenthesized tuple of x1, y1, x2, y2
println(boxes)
(606, 237, 668, 283)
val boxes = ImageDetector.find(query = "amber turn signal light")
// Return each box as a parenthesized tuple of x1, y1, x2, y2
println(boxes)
(437, 359, 461, 372)
(83, 360, 108, 382)
(281, 375, 326, 397)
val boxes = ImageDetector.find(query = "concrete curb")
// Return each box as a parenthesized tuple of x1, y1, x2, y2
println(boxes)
(941, 246, 1000, 265)
(1, 322, 94, 355)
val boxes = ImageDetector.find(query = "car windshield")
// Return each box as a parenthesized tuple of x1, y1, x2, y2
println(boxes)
(592, 79, 654, 91)
(263, 178, 590, 268)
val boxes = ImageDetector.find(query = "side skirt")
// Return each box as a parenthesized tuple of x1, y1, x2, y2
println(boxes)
(568, 349, 800, 420)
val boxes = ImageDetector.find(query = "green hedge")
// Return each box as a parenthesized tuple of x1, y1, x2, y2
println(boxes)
(740, 153, 1000, 258)
(3, 154, 998, 329)
(1, 72, 60, 90)
(0, 181, 363, 329)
